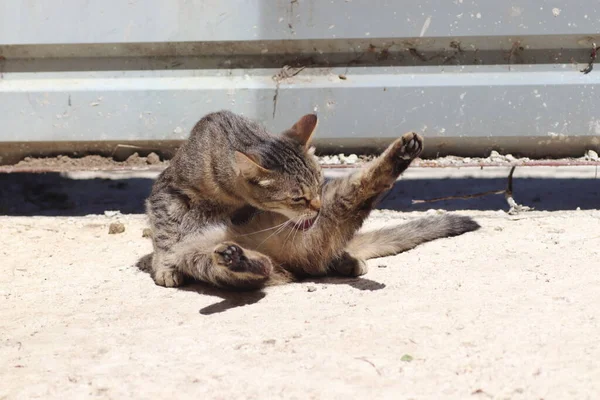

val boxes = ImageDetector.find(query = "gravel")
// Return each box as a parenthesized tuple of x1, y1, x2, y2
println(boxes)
(3, 150, 600, 172)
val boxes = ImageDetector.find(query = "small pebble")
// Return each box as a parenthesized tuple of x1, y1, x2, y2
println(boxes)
(307, 286, 317, 292)
(338, 74, 347, 80)
(146, 152, 161, 165)
(109, 222, 126, 234)
(126, 152, 141, 162)
(377, 264, 388, 268)
(104, 210, 122, 217)
(142, 228, 153, 238)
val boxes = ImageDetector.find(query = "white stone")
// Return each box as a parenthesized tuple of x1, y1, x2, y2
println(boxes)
(585, 150, 599, 161)
(346, 154, 359, 164)
(489, 150, 506, 162)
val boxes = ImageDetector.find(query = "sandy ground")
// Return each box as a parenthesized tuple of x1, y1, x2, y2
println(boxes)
(1, 167, 600, 399)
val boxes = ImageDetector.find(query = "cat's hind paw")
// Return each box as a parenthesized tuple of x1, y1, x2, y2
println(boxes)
(213, 242, 273, 278)
(213, 243, 244, 268)
(329, 253, 369, 277)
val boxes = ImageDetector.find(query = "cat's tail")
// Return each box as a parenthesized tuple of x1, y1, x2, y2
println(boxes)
(345, 214, 480, 260)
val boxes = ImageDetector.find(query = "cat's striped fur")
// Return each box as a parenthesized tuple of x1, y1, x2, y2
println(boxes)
(141, 110, 479, 289)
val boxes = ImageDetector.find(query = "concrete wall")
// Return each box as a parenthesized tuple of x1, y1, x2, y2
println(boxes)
(1, 0, 599, 161)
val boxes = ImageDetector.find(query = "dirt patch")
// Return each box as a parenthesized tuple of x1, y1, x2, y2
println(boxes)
(9, 152, 168, 172)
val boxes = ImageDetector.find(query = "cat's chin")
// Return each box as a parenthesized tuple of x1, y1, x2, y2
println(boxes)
(292, 216, 317, 231)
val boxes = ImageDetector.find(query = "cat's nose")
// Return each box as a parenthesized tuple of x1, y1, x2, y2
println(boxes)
(309, 197, 321, 211)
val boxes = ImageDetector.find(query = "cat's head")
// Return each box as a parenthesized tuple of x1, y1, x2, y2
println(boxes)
(234, 114, 323, 229)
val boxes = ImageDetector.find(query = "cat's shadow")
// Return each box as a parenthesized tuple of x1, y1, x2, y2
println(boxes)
(178, 283, 268, 316)
(136, 254, 385, 316)
(305, 276, 386, 291)
(182, 276, 385, 316)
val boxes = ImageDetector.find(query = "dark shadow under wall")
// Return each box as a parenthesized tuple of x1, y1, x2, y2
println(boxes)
(0, 172, 598, 216)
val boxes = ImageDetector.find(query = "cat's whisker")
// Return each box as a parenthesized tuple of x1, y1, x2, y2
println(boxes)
(288, 212, 309, 248)
(283, 227, 295, 248)
(256, 219, 292, 249)
(302, 212, 317, 249)
(303, 212, 315, 244)
(293, 217, 304, 247)
(233, 220, 290, 238)
(267, 221, 292, 247)
(285, 226, 298, 250)
(282, 215, 302, 246)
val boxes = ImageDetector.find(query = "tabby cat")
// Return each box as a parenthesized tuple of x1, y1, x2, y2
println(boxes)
(142, 110, 479, 289)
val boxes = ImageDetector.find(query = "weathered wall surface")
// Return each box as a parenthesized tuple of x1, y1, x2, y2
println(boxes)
(1, 1, 599, 161)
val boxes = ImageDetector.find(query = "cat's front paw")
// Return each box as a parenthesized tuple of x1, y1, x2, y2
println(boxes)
(213, 242, 272, 278)
(395, 132, 423, 160)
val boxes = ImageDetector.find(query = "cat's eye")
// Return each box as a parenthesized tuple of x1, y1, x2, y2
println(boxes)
(291, 197, 306, 203)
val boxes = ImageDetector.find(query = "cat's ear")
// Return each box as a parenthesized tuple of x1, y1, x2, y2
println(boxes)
(284, 114, 318, 149)
(234, 151, 270, 178)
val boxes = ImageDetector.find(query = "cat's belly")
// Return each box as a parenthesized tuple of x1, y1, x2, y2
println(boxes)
(229, 213, 332, 276)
